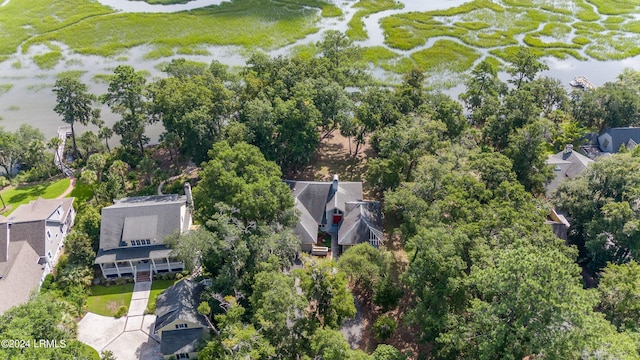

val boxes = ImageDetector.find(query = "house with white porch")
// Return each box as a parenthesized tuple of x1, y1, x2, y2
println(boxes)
(0, 197, 75, 314)
(94, 184, 193, 281)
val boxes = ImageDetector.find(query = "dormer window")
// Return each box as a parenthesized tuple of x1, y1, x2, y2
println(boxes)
(175, 323, 188, 329)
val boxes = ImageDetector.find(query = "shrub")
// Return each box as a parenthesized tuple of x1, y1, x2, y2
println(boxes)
(176, 273, 183, 280)
(41, 274, 55, 291)
(115, 277, 128, 286)
(373, 314, 397, 340)
(114, 305, 128, 318)
(373, 276, 403, 312)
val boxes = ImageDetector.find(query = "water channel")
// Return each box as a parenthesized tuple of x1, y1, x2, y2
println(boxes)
(0, 0, 639, 143)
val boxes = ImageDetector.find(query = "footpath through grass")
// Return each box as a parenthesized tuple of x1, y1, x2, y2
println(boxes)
(87, 283, 135, 317)
(1, 178, 71, 216)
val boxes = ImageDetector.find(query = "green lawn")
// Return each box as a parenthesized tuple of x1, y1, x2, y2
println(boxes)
(145, 279, 179, 313)
(87, 284, 134, 317)
(69, 179, 94, 204)
(1, 178, 70, 215)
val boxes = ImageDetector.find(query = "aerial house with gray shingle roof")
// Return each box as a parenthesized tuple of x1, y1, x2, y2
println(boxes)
(154, 279, 209, 359)
(285, 175, 383, 256)
(0, 197, 75, 314)
(94, 184, 193, 280)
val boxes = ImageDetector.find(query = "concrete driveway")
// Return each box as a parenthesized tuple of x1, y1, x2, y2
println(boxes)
(78, 281, 162, 359)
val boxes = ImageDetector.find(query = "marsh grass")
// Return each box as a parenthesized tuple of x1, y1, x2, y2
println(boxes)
(588, 0, 638, 15)
(346, 0, 403, 40)
(0, 84, 13, 96)
(33, 51, 63, 69)
(92, 73, 113, 83)
(25, 0, 335, 57)
(11, 61, 21, 69)
(144, 46, 175, 60)
(27, 83, 51, 92)
(361, 46, 399, 66)
(410, 40, 479, 73)
(0, 0, 113, 56)
(56, 70, 87, 79)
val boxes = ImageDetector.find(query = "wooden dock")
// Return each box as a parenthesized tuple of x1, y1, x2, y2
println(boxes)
(570, 76, 595, 90)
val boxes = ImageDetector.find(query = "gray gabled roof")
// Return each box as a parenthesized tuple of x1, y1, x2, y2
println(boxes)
(94, 244, 173, 264)
(161, 327, 204, 355)
(99, 194, 187, 250)
(4, 197, 74, 223)
(285, 179, 364, 243)
(338, 202, 383, 246)
(0, 241, 43, 314)
(154, 279, 209, 332)
(545, 149, 594, 198)
(601, 127, 640, 153)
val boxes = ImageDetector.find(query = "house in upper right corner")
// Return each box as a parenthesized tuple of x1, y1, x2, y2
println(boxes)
(597, 127, 640, 153)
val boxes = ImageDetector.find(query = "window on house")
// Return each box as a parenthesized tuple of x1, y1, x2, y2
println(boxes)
(145, 239, 151, 245)
(175, 323, 188, 329)
(177, 354, 190, 359)
(47, 251, 52, 259)
(46, 230, 51, 239)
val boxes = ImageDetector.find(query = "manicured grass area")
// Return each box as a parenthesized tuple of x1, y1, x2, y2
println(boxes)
(87, 283, 135, 317)
(69, 179, 94, 204)
(22, 0, 339, 57)
(1, 178, 70, 215)
(145, 279, 179, 313)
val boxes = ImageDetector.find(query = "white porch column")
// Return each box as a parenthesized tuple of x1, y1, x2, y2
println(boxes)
(166, 257, 172, 272)
(99, 263, 105, 278)
(129, 260, 134, 274)
(151, 258, 157, 274)
(114, 262, 121, 277)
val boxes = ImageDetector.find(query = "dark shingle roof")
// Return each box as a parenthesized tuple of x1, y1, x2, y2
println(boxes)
(160, 328, 204, 355)
(0, 241, 43, 314)
(5, 198, 74, 223)
(545, 149, 593, 198)
(338, 202, 383, 246)
(94, 244, 173, 264)
(285, 180, 364, 243)
(154, 279, 208, 332)
(601, 127, 640, 153)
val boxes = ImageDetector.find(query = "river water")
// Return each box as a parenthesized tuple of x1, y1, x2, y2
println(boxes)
(0, 0, 638, 143)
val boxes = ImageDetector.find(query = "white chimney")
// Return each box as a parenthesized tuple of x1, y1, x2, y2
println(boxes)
(184, 182, 193, 207)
